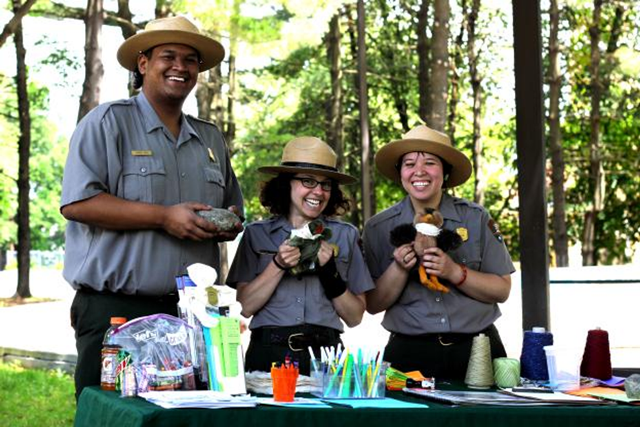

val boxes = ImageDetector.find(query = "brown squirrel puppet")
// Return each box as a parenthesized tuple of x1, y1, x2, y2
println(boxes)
(390, 208, 463, 292)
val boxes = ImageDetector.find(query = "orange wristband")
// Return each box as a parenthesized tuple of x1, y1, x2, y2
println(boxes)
(453, 263, 467, 287)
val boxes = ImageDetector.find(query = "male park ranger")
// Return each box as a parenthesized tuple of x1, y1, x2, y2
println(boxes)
(60, 16, 243, 399)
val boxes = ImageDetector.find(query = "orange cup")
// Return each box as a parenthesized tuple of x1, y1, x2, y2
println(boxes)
(271, 366, 299, 402)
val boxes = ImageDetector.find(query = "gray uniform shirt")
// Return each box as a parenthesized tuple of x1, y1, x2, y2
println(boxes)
(226, 216, 375, 332)
(61, 92, 243, 296)
(362, 194, 514, 334)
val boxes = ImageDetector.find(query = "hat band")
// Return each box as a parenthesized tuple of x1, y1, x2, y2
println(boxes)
(281, 161, 338, 173)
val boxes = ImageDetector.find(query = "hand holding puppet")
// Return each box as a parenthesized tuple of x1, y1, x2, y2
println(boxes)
(288, 219, 332, 276)
(390, 208, 463, 292)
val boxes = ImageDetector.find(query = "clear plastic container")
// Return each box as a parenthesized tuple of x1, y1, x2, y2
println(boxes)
(544, 345, 581, 391)
(318, 362, 388, 399)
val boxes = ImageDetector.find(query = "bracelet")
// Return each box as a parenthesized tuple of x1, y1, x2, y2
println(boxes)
(453, 263, 467, 287)
(272, 255, 289, 271)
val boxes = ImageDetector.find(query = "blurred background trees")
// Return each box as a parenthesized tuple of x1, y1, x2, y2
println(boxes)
(1, 0, 639, 296)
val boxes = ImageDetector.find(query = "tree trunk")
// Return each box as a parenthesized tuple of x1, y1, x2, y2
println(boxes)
(196, 71, 214, 120)
(116, 0, 137, 96)
(345, 4, 361, 227)
(225, 0, 241, 153)
(195, 55, 224, 125)
(326, 13, 344, 169)
(13, 0, 31, 299)
(379, 3, 410, 132)
(467, 0, 484, 205)
(547, 0, 568, 267)
(116, 0, 135, 39)
(226, 51, 237, 150)
(211, 66, 225, 126)
(356, 0, 374, 223)
(582, 0, 604, 266)
(426, 0, 449, 131)
(0, 0, 38, 49)
(447, 0, 467, 146)
(77, 0, 104, 122)
(417, 0, 430, 123)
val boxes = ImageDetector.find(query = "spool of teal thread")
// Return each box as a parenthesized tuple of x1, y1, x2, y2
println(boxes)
(493, 357, 521, 388)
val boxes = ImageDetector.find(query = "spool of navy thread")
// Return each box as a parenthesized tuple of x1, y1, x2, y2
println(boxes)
(520, 327, 554, 381)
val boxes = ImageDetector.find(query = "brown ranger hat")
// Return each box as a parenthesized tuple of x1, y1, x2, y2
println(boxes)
(374, 125, 472, 188)
(117, 16, 225, 72)
(259, 136, 357, 184)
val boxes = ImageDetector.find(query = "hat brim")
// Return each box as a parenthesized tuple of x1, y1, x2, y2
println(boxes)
(258, 166, 357, 185)
(375, 138, 472, 188)
(117, 30, 225, 72)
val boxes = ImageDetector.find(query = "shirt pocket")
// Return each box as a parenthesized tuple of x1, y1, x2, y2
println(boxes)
(121, 157, 167, 204)
(335, 256, 349, 282)
(451, 241, 482, 272)
(203, 166, 226, 207)
(397, 276, 425, 306)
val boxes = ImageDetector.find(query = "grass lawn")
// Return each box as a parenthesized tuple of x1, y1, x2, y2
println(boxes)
(0, 361, 75, 426)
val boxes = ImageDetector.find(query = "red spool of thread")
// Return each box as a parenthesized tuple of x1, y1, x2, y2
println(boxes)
(580, 328, 612, 380)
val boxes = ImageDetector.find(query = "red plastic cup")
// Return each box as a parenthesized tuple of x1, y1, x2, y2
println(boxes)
(271, 365, 299, 402)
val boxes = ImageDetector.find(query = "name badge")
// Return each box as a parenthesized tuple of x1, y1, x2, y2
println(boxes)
(131, 150, 153, 156)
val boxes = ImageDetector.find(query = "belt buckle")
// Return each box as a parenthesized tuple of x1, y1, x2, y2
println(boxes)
(287, 333, 305, 352)
(438, 334, 454, 346)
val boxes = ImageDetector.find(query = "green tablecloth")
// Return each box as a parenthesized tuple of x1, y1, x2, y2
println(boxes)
(74, 386, 640, 427)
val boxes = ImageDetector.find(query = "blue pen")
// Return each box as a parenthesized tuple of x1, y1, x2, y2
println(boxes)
(308, 346, 319, 373)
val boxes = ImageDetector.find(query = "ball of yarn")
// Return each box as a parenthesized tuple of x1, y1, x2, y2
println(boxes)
(625, 374, 640, 399)
(520, 328, 553, 381)
(465, 333, 494, 389)
(493, 357, 520, 388)
(580, 328, 612, 380)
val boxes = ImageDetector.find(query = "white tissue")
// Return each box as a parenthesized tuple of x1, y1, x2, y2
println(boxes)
(187, 263, 218, 288)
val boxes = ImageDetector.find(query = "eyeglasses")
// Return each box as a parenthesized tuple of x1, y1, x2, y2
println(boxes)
(291, 177, 333, 191)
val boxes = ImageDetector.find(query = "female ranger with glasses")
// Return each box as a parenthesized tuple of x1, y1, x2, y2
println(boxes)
(226, 137, 374, 375)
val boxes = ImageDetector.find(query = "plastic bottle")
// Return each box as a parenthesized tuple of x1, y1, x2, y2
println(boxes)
(100, 316, 127, 391)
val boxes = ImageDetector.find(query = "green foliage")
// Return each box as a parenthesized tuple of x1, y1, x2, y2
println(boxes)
(0, 362, 75, 426)
(10, 0, 638, 265)
(0, 73, 66, 250)
(34, 36, 82, 86)
(557, 0, 640, 263)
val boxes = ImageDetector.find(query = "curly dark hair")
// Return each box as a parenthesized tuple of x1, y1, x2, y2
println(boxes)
(260, 173, 352, 217)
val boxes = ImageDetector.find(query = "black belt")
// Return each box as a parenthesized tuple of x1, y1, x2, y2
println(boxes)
(394, 325, 498, 347)
(77, 287, 179, 304)
(251, 325, 340, 352)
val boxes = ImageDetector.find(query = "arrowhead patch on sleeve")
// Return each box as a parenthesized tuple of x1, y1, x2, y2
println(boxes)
(487, 218, 503, 242)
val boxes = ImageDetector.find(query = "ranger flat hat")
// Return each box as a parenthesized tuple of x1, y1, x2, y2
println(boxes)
(259, 136, 357, 184)
(374, 125, 472, 188)
(117, 16, 225, 72)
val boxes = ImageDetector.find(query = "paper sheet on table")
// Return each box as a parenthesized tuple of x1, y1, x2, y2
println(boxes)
(138, 391, 257, 409)
(586, 392, 640, 404)
(323, 397, 428, 409)
(257, 397, 332, 408)
(501, 388, 610, 405)
(570, 386, 640, 404)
